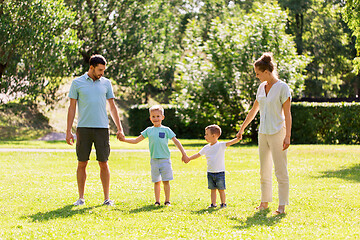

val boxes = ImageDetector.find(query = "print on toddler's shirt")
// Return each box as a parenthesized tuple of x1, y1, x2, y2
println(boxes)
(159, 132, 165, 138)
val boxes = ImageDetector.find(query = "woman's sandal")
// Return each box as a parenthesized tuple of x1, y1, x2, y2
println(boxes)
(256, 205, 268, 210)
(273, 210, 286, 215)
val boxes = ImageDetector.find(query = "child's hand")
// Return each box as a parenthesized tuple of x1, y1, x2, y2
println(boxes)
(116, 131, 125, 141)
(182, 155, 190, 163)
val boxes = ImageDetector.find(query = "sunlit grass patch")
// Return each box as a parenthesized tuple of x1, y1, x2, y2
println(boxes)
(0, 144, 360, 239)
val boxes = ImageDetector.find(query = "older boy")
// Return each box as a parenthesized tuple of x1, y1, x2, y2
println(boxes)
(184, 125, 240, 208)
(120, 105, 187, 206)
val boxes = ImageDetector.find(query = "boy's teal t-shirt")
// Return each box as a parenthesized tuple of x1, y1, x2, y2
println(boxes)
(141, 126, 176, 159)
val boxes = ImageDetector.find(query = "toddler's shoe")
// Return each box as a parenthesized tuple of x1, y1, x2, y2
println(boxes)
(208, 203, 217, 208)
(220, 203, 227, 208)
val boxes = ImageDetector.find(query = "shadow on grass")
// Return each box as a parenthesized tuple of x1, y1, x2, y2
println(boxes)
(25, 204, 102, 222)
(316, 164, 360, 182)
(191, 207, 221, 214)
(232, 209, 285, 229)
(128, 204, 165, 213)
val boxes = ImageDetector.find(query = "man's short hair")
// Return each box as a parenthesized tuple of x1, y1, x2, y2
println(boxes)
(205, 124, 222, 136)
(89, 55, 107, 67)
(149, 105, 164, 115)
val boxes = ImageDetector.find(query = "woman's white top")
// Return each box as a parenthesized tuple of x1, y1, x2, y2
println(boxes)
(256, 80, 291, 135)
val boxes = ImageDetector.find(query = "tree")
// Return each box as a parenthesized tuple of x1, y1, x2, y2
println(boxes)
(278, 0, 312, 55)
(64, 0, 185, 103)
(343, 0, 360, 74)
(0, 0, 79, 104)
(343, 0, 360, 97)
(279, 0, 358, 98)
(173, 2, 310, 139)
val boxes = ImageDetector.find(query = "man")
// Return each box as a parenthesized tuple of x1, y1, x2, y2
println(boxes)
(66, 55, 124, 206)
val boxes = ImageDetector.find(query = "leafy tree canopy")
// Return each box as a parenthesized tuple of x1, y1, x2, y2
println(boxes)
(0, 0, 80, 105)
(343, 0, 360, 74)
(172, 2, 310, 139)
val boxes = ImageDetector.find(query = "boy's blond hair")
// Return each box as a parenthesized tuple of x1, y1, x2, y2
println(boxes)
(149, 105, 164, 115)
(205, 124, 222, 136)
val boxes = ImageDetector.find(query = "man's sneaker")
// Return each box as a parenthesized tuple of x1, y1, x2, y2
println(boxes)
(73, 198, 85, 206)
(220, 203, 227, 208)
(103, 199, 115, 206)
(208, 203, 217, 208)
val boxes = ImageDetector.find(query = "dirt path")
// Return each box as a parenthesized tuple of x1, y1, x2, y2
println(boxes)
(0, 148, 188, 153)
(37, 132, 68, 141)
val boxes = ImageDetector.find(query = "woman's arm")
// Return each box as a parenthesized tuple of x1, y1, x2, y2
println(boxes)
(282, 98, 292, 150)
(236, 100, 259, 139)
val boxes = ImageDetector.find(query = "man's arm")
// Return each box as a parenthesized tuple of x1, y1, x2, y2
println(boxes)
(108, 98, 125, 140)
(66, 98, 77, 145)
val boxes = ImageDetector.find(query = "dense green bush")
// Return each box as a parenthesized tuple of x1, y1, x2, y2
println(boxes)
(128, 104, 246, 139)
(129, 102, 360, 144)
(292, 102, 360, 144)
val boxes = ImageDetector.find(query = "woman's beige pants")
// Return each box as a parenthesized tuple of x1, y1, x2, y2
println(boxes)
(258, 128, 289, 205)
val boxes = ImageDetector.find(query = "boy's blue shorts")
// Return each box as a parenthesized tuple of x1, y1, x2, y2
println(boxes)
(150, 158, 173, 182)
(207, 171, 226, 190)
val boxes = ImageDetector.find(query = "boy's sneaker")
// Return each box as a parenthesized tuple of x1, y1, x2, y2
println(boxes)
(73, 198, 85, 206)
(154, 202, 161, 206)
(103, 199, 114, 206)
(208, 203, 217, 208)
(220, 203, 227, 208)
(164, 201, 171, 206)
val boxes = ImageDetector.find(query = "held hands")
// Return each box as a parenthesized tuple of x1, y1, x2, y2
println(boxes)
(116, 130, 125, 141)
(236, 129, 244, 140)
(182, 154, 190, 164)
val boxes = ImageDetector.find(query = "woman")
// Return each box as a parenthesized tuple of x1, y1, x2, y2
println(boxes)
(236, 53, 292, 215)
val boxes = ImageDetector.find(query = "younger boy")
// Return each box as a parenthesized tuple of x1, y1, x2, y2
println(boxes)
(120, 105, 187, 206)
(184, 124, 240, 208)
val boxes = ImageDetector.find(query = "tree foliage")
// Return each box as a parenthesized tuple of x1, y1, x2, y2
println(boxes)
(279, 0, 358, 98)
(64, 0, 184, 103)
(0, 0, 80, 104)
(1, 0, 359, 109)
(343, 0, 360, 74)
(173, 2, 310, 139)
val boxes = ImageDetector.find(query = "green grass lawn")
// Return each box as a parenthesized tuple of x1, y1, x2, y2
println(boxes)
(1, 141, 359, 239)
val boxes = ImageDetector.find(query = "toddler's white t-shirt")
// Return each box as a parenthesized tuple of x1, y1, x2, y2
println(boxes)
(199, 142, 227, 173)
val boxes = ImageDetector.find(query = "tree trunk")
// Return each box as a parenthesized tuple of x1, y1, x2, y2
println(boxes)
(295, 13, 304, 55)
(0, 62, 7, 81)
